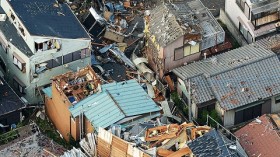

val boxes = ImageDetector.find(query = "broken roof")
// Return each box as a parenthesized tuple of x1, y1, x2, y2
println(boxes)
(148, 0, 223, 48)
(235, 114, 280, 157)
(0, 77, 24, 117)
(8, 0, 90, 39)
(69, 79, 161, 129)
(173, 44, 280, 110)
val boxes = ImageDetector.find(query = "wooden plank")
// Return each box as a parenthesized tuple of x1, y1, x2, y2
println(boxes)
(97, 138, 111, 157)
(166, 147, 191, 157)
(111, 136, 128, 157)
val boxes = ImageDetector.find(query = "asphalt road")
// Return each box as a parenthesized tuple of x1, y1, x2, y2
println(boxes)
(200, 0, 225, 17)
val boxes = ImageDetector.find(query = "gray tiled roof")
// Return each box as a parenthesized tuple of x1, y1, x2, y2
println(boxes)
(190, 74, 215, 104)
(173, 44, 280, 110)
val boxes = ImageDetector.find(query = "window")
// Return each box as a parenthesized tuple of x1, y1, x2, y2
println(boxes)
(184, 44, 200, 56)
(13, 54, 26, 73)
(174, 47, 184, 60)
(275, 96, 280, 104)
(236, 0, 245, 11)
(35, 43, 43, 51)
(46, 56, 62, 69)
(11, 13, 15, 21)
(19, 26, 25, 37)
(13, 77, 25, 94)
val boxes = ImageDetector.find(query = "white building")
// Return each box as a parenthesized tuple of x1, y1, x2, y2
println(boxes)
(0, 0, 91, 104)
(225, 0, 280, 43)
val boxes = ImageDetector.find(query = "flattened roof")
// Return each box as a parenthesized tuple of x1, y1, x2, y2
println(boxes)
(9, 0, 90, 39)
(69, 80, 161, 129)
(235, 114, 280, 157)
(0, 77, 24, 116)
(173, 44, 280, 110)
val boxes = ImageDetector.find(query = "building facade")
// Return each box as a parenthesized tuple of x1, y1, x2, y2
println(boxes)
(0, 0, 91, 104)
(225, 0, 280, 43)
(173, 44, 280, 127)
(144, 0, 225, 79)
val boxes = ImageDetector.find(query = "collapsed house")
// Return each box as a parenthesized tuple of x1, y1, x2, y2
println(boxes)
(0, 0, 91, 104)
(173, 43, 280, 127)
(43, 66, 162, 141)
(144, 0, 225, 78)
(69, 79, 162, 137)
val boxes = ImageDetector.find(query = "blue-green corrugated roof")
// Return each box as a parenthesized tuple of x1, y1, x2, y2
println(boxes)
(69, 79, 161, 129)
(42, 87, 52, 98)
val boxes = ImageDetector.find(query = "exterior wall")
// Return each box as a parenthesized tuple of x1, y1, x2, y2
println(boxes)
(0, 36, 91, 104)
(219, 9, 248, 46)
(164, 36, 201, 75)
(225, 0, 255, 41)
(271, 95, 280, 113)
(262, 98, 271, 114)
(45, 83, 78, 141)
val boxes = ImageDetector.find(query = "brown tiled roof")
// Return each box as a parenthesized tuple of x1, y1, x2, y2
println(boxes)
(234, 114, 280, 157)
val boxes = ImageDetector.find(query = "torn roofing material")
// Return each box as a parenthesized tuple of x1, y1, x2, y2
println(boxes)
(69, 79, 161, 129)
(8, 0, 90, 39)
(0, 77, 24, 117)
(235, 114, 280, 157)
(173, 44, 280, 110)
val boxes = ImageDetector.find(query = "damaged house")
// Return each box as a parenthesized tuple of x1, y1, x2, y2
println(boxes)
(173, 44, 280, 127)
(0, 76, 24, 131)
(144, 0, 225, 78)
(0, 0, 91, 104)
(44, 66, 100, 141)
(225, 0, 280, 43)
(44, 66, 161, 141)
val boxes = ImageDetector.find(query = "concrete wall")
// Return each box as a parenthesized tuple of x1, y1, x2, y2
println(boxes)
(219, 9, 248, 46)
(224, 0, 256, 40)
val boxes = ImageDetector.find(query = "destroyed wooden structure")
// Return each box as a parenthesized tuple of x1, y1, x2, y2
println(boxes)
(44, 66, 100, 141)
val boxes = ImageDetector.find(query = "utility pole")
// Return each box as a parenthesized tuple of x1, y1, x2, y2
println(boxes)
(188, 80, 192, 122)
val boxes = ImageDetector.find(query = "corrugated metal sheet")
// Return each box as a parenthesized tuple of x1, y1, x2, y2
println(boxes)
(42, 87, 52, 98)
(69, 80, 161, 129)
